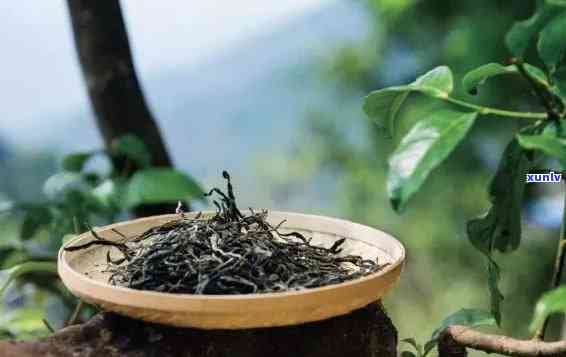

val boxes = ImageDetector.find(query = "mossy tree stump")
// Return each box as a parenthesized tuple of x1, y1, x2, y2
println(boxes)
(0, 302, 396, 357)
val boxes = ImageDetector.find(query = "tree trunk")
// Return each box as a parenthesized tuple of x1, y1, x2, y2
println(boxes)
(66, 0, 176, 216)
(0, 303, 397, 357)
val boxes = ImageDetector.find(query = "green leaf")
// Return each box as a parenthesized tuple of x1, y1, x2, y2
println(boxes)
(431, 309, 497, 340)
(20, 205, 52, 240)
(547, 0, 566, 6)
(110, 134, 152, 168)
(467, 219, 506, 325)
(462, 63, 548, 94)
(530, 286, 566, 333)
(62, 152, 94, 172)
(401, 352, 417, 357)
(517, 133, 566, 162)
(423, 340, 437, 357)
(505, 5, 557, 58)
(0, 262, 58, 296)
(363, 91, 409, 136)
(538, 11, 566, 71)
(402, 338, 420, 351)
(387, 108, 476, 211)
(467, 208, 497, 255)
(363, 66, 453, 135)
(555, 72, 566, 98)
(465, 139, 534, 325)
(462, 63, 516, 94)
(43, 172, 88, 200)
(412, 65, 453, 95)
(92, 179, 125, 209)
(488, 259, 504, 325)
(489, 139, 532, 252)
(124, 168, 205, 208)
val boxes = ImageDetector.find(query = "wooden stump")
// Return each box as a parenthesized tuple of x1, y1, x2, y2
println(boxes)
(0, 302, 397, 357)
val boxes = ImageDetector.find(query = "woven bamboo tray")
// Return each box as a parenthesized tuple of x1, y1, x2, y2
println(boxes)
(58, 211, 405, 329)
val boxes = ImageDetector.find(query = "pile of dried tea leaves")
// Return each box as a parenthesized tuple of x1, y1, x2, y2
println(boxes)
(65, 172, 386, 294)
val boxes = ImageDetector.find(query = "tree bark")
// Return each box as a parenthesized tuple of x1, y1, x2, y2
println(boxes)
(0, 303, 397, 357)
(66, 0, 176, 216)
(438, 325, 566, 357)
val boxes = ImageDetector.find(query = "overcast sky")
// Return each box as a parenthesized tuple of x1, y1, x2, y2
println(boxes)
(0, 0, 328, 129)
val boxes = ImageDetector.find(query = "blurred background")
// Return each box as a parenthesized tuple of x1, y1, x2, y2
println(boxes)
(0, 0, 562, 350)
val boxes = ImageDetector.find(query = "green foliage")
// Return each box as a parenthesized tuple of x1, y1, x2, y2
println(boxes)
(387, 108, 476, 211)
(547, 0, 566, 6)
(473, 139, 533, 254)
(505, 3, 557, 58)
(0, 134, 203, 338)
(110, 134, 152, 168)
(434, 309, 496, 337)
(430, 308, 496, 340)
(401, 338, 424, 357)
(517, 132, 566, 162)
(0, 262, 58, 295)
(487, 259, 504, 324)
(363, 66, 454, 136)
(20, 205, 52, 241)
(538, 12, 566, 72)
(462, 63, 547, 95)
(530, 286, 566, 333)
(0, 307, 51, 340)
(124, 168, 205, 208)
(61, 152, 95, 172)
(362, 0, 566, 344)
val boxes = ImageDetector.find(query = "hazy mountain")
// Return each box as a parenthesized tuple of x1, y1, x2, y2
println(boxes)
(1, 1, 369, 204)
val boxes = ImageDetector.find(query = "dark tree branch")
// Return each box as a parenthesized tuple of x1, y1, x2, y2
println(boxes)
(66, 0, 178, 216)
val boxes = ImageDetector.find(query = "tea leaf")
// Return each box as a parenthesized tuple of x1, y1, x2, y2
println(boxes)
(463, 63, 515, 94)
(363, 90, 409, 136)
(110, 134, 152, 168)
(62, 152, 94, 172)
(530, 286, 566, 333)
(488, 258, 504, 325)
(124, 168, 205, 208)
(538, 11, 566, 71)
(431, 308, 496, 340)
(467, 208, 497, 255)
(387, 108, 476, 211)
(0, 262, 58, 296)
(412, 65, 453, 95)
(363, 66, 453, 135)
(20, 205, 52, 240)
(488, 139, 531, 252)
(462, 63, 548, 94)
(517, 132, 566, 161)
(505, 4, 556, 58)
(467, 214, 505, 324)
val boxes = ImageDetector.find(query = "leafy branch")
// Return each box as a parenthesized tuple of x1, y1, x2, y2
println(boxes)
(367, 0, 566, 355)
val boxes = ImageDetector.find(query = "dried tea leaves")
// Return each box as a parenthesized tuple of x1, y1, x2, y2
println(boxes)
(65, 171, 386, 295)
